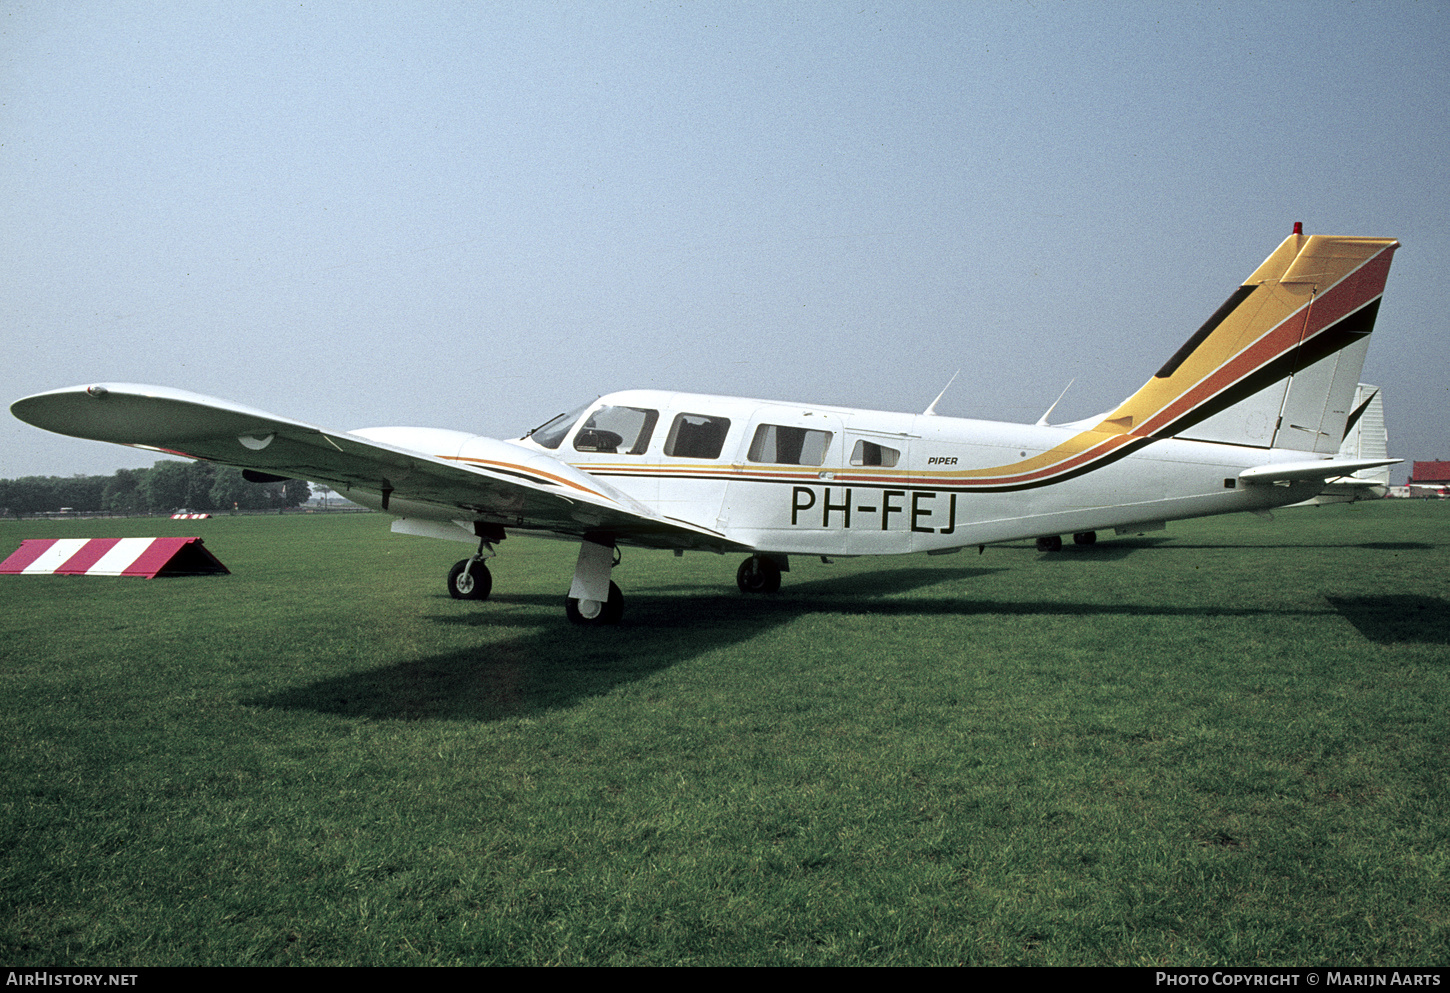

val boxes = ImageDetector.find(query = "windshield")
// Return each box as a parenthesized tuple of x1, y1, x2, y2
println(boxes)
(522, 402, 591, 450)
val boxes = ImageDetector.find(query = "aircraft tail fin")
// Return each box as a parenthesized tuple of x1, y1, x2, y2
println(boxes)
(1094, 229, 1398, 453)
(1338, 383, 1390, 473)
(1277, 384, 1394, 506)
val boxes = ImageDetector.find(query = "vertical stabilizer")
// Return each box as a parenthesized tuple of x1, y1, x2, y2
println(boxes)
(1093, 232, 1398, 452)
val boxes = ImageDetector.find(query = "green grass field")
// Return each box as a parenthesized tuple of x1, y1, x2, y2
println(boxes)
(2, 502, 1447, 965)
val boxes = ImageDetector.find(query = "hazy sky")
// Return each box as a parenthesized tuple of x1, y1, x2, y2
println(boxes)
(4, 1, 1446, 483)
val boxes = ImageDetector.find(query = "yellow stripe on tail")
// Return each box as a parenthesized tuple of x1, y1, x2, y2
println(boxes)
(1096, 230, 1398, 452)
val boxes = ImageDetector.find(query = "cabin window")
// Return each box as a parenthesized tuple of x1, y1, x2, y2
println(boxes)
(747, 424, 832, 466)
(573, 405, 658, 454)
(850, 439, 900, 467)
(664, 413, 732, 459)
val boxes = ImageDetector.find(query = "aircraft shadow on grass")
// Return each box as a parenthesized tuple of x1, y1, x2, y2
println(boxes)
(1324, 594, 1450, 645)
(248, 566, 997, 722)
(245, 565, 1388, 723)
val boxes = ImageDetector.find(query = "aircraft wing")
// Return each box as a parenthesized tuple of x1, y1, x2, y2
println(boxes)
(10, 383, 744, 552)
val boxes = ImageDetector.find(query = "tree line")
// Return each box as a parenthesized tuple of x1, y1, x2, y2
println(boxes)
(0, 461, 312, 517)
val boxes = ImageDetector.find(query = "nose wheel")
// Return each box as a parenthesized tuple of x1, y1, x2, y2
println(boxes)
(447, 558, 492, 600)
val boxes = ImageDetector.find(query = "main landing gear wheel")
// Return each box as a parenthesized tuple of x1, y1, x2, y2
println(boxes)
(447, 559, 492, 600)
(1035, 535, 1063, 552)
(736, 556, 782, 594)
(566, 581, 624, 625)
(1073, 531, 1098, 546)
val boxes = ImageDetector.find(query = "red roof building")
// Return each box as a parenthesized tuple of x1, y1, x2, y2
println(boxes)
(1411, 461, 1450, 483)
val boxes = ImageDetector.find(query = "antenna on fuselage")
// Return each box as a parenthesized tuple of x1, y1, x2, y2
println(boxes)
(1035, 379, 1075, 427)
(922, 370, 960, 416)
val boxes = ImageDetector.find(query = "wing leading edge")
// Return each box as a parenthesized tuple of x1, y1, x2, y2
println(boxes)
(9, 383, 743, 552)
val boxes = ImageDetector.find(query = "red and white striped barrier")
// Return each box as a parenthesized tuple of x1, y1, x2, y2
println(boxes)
(171, 513, 211, 519)
(0, 537, 230, 578)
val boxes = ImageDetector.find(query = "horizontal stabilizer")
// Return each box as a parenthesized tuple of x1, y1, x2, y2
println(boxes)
(1320, 478, 1387, 487)
(1238, 457, 1400, 485)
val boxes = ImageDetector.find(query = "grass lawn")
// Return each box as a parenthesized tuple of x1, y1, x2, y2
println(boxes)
(1, 501, 1447, 965)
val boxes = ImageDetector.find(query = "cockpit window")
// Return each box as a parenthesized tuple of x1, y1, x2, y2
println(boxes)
(573, 405, 659, 455)
(747, 424, 832, 466)
(523, 402, 591, 450)
(664, 413, 732, 460)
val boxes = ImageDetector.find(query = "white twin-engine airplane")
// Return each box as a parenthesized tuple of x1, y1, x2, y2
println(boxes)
(12, 227, 1401, 624)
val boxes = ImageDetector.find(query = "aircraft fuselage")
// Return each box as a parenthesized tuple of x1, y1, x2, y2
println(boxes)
(350, 388, 1324, 556)
(560, 391, 1327, 553)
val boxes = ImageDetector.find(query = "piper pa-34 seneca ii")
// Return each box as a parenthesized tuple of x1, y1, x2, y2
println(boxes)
(12, 227, 1402, 624)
